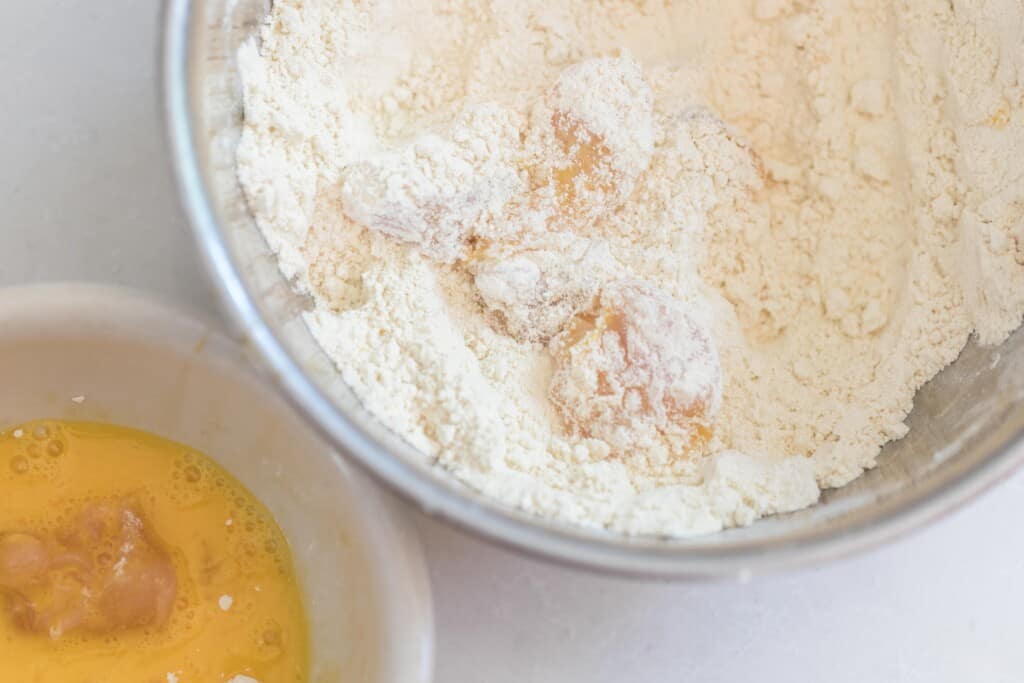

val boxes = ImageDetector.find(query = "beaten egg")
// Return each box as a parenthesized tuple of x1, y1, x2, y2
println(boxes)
(0, 420, 309, 683)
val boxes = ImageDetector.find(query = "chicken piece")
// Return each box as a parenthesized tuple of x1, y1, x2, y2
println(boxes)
(340, 103, 524, 263)
(472, 234, 618, 343)
(525, 55, 655, 231)
(549, 280, 722, 454)
(0, 501, 177, 638)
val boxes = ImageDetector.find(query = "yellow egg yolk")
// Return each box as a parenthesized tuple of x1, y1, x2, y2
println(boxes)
(0, 420, 309, 683)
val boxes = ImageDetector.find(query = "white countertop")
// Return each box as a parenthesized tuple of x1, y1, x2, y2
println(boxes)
(3, 2, 1022, 681)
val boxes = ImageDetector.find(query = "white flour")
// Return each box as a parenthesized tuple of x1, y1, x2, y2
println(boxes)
(237, 0, 1024, 536)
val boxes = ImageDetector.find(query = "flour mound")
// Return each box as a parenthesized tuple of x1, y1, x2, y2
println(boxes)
(341, 103, 524, 263)
(238, 0, 1024, 537)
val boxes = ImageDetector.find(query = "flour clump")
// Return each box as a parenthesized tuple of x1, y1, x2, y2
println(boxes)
(237, 0, 1024, 537)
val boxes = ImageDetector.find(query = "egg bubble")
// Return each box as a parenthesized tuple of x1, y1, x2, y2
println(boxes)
(27, 443, 41, 459)
(184, 465, 202, 483)
(46, 440, 64, 457)
(32, 425, 50, 441)
(9, 455, 29, 474)
(262, 626, 281, 647)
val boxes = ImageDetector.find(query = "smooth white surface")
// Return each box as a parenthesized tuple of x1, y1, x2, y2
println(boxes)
(2, 2, 1022, 680)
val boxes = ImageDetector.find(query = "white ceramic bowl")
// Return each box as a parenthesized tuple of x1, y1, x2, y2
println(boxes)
(0, 283, 433, 682)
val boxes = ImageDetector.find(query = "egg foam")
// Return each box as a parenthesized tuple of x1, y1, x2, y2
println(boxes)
(0, 420, 309, 683)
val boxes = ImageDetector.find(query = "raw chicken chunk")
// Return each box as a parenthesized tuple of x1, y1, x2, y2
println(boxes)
(549, 280, 722, 454)
(0, 500, 176, 638)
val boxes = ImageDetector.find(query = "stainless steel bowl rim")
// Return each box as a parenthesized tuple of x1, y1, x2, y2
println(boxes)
(161, 0, 1024, 578)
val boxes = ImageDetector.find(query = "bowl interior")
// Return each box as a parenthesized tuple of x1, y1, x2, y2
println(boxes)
(0, 284, 433, 683)
(166, 0, 1024, 576)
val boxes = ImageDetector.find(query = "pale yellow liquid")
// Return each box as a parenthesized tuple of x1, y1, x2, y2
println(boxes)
(0, 420, 309, 683)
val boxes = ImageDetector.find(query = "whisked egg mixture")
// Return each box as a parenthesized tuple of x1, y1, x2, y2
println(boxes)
(0, 420, 308, 683)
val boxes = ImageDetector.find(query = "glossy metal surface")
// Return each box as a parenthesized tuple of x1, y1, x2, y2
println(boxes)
(163, 0, 1024, 578)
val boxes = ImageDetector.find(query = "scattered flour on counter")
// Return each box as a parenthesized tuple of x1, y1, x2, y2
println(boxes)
(237, 0, 1024, 537)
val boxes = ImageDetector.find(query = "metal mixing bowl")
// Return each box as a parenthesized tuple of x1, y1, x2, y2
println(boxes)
(163, 0, 1024, 578)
